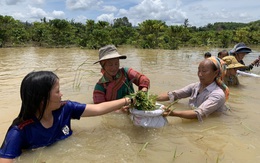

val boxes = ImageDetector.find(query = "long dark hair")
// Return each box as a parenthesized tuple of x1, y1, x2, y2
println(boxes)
(12, 71, 58, 125)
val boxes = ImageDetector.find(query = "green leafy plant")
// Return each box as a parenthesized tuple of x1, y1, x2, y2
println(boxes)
(127, 91, 158, 111)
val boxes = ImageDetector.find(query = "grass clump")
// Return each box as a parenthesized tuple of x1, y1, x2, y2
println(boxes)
(127, 91, 158, 111)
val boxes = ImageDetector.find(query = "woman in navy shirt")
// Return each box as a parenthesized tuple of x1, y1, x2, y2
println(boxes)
(0, 71, 133, 163)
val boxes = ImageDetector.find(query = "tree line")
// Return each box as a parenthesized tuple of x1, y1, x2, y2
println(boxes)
(0, 15, 259, 49)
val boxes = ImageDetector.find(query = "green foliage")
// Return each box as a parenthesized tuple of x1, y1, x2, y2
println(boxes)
(48, 19, 77, 47)
(136, 20, 167, 49)
(233, 27, 250, 44)
(83, 20, 113, 49)
(0, 15, 259, 48)
(0, 15, 30, 46)
(127, 91, 158, 111)
(113, 17, 132, 28)
(215, 30, 233, 48)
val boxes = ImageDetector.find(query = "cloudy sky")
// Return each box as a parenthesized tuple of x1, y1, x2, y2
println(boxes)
(0, 0, 259, 27)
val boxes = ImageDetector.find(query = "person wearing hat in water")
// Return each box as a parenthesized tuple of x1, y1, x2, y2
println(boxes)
(157, 56, 229, 122)
(222, 56, 246, 86)
(229, 42, 259, 71)
(93, 45, 150, 104)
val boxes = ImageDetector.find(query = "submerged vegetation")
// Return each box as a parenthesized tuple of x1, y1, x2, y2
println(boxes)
(0, 15, 260, 49)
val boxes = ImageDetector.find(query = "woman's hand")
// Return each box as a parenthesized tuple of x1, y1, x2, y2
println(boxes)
(118, 97, 135, 113)
(161, 106, 173, 117)
(120, 105, 130, 113)
(141, 87, 148, 92)
(252, 56, 260, 67)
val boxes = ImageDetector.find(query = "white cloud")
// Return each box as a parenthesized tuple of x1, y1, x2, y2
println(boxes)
(97, 13, 115, 24)
(182, 0, 260, 26)
(12, 12, 26, 20)
(74, 15, 88, 23)
(66, 0, 101, 10)
(52, 10, 65, 19)
(102, 5, 117, 12)
(238, 12, 250, 19)
(0, 0, 259, 26)
(118, 9, 127, 15)
(117, 0, 186, 25)
(28, 5, 47, 18)
(32, 0, 45, 5)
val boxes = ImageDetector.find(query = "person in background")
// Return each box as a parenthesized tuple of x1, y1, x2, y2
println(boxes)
(218, 50, 228, 59)
(222, 56, 246, 86)
(93, 45, 150, 104)
(204, 52, 212, 58)
(157, 57, 229, 122)
(229, 42, 259, 71)
(0, 71, 134, 162)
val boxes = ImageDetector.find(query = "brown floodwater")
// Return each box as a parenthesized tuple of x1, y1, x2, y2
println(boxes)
(0, 47, 260, 163)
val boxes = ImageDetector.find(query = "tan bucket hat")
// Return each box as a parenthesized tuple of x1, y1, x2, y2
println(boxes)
(222, 56, 246, 69)
(94, 45, 127, 64)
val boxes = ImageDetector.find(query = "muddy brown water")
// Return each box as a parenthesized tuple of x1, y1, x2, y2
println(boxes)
(0, 47, 260, 163)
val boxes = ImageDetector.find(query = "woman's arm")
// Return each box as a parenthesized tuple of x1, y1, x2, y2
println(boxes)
(157, 83, 195, 102)
(156, 92, 170, 101)
(127, 68, 150, 91)
(81, 97, 132, 117)
(164, 110, 197, 119)
(0, 158, 14, 163)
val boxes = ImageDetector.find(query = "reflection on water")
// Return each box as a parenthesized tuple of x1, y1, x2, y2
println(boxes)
(0, 47, 260, 162)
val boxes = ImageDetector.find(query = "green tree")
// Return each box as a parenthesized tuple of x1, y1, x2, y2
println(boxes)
(0, 15, 29, 46)
(137, 19, 167, 49)
(70, 20, 86, 47)
(215, 30, 233, 48)
(48, 19, 76, 47)
(31, 21, 50, 46)
(113, 17, 132, 28)
(84, 20, 112, 49)
(183, 19, 190, 28)
(164, 26, 184, 49)
(0, 14, 260, 49)
(232, 27, 250, 44)
(0, 15, 15, 46)
(247, 22, 260, 44)
(111, 17, 134, 46)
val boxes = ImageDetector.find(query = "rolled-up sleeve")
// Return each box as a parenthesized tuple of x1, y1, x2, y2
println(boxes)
(127, 68, 150, 90)
(172, 83, 196, 100)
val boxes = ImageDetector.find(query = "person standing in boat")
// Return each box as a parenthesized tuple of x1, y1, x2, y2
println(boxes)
(93, 45, 150, 104)
(229, 42, 259, 71)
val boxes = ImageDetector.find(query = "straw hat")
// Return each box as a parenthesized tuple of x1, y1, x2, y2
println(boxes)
(229, 42, 252, 55)
(94, 45, 126, 64)
(222, 56, 246, 69)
